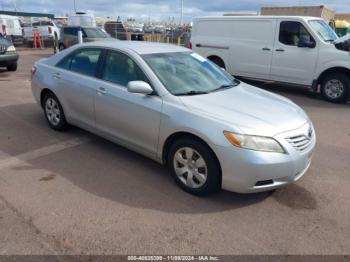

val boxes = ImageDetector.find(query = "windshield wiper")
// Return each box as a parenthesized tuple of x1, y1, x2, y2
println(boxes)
(176, 90, 209, 96)
(210, 83, 236, 93)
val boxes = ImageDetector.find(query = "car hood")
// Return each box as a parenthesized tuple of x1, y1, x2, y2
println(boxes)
(179, 82, 308, 137)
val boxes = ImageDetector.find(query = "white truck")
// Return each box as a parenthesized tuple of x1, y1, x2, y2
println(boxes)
(24, 20, 60, 43)
(190, 16, 350, 103)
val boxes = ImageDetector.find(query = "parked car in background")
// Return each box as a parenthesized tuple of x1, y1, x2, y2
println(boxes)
(0, 15, 24, 45)
(31, 41, 315, 196)
(68, 12, 96, 27)
(191, 16, 350, 103)
(58, 26, 111, 50)
(104, 21, 127, 40)
(104, 21, 144, 41)
(0, 34, 18, 71)
(24, 20, 60, 44)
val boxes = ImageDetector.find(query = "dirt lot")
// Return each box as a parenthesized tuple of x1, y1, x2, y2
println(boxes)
(0, 49, 349, 255)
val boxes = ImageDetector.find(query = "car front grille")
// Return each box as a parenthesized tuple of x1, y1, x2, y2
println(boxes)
(286, 135, 312, 152)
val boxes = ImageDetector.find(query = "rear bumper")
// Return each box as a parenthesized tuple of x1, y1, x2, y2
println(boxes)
(0, 53, 19, 67)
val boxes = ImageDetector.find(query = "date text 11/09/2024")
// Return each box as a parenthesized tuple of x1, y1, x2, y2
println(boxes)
(127, 255, 219, 261)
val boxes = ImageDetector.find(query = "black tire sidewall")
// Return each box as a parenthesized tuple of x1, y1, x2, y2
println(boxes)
(167, 138, 221, 196)
(7, 63, 17, 71)
(43, 93, 68, 131)
(59, 43, 65, 51)
(321, 73, 349, 103)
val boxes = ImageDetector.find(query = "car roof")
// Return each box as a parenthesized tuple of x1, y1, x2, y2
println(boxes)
(80, 40, 190, 55)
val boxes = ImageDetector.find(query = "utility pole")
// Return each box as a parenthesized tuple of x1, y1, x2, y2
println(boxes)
(74, 0, 77, 13)
(180, 0, 183, 25)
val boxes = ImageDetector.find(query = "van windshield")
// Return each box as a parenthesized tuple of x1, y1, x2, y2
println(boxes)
(309, 20, 338, 42)
(83, 28, 109, 38)
(142, 52, 238, 96)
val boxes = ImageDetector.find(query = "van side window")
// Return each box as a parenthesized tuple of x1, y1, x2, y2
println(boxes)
(63, 27, 78, 36)
(279, 21, 314, 46)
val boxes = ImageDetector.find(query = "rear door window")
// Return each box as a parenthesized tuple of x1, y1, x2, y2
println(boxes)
(56, 48, 102, 77)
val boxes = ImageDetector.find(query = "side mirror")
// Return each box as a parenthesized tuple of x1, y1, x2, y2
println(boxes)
(127, 81, 153, 95)
(298, 39, 316, 48)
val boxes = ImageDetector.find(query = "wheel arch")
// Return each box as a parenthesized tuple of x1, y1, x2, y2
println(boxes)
(161, 131, 222, 184)
(40, 88, 55, 108)
(317, 67, 350, 86)
(207, 55, 226, 69)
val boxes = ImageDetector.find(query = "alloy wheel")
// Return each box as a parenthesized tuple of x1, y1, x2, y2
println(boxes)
(324, 79, 344, 99)
(45, 98, 61, 126)
(173, 147, 208, 189)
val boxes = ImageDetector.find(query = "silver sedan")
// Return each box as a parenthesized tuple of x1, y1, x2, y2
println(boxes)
(31, 41, 316, 195)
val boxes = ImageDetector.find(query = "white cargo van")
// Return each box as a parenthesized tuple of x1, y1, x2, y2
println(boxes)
(190, 16, 350, 103)
(0, 15, 24, 45)
(68, 12, 96, 27)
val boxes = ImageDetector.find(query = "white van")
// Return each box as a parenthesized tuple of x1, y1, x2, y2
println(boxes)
(68, 12, 96, 27)
(0, 15, 23, 45)
(190, 16, 350, 103)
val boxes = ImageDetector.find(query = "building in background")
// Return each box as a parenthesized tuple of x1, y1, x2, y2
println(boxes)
(335, 13, 350, 22)
(260, 5, 335, 21)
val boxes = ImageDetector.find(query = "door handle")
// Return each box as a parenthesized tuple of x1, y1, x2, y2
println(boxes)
(276, 49, 285, 52)
(262, 47, 271, 51)
(196, 44, 202, 47)
(97, 87, 107, 95)
(52, 73, 61, 79)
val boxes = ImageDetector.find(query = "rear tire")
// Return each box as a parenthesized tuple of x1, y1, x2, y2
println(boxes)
(7, 63, 17, 71)
(43, 92, 68, 131)
(320, 72, 349, 103)
(167, 138, 221, 196)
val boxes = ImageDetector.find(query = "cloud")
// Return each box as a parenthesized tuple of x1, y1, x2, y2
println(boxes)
(1, 0, 349, 21)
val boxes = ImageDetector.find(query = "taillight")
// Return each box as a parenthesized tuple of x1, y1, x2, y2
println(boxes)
(187, 41, 192, 49)
(31, 66, 37, 78)
(1, 24, 6, 34)
(48, 27, 52, 34)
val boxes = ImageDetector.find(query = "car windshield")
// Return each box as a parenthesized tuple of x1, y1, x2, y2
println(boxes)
(309, 20, 338, 42)
(142, 52, 237, 95)
(83, 28, 109, 38)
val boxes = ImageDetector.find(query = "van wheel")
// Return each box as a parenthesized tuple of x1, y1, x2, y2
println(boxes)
(208, 56, 225, 69)
(43, 92, 68, 131)
(167, 138, 221, 196)
(320, 72, 349, 103)
(7, 63, 17, 71)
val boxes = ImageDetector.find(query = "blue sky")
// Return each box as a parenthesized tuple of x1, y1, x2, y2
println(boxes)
(1, 0, 349, 21)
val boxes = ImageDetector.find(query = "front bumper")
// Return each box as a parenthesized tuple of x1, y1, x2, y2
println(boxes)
(214, 123, 316, 193)
(0, 53, 19, 67)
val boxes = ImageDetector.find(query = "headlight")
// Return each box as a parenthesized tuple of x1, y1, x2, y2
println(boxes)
(223, 131, 286, 153)
(6, 45, 16, 53)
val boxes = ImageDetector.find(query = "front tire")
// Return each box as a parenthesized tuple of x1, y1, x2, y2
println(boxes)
(167, 138, 221, 196)
(58, 43, 65, 52)
(7, 63, 17, 71)
(320, 72, 349, 103)
(43, 92, 68, 131)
